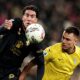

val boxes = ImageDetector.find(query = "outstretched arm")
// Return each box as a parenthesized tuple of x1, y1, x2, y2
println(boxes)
(0, 18, 22, 34)
(19, 53, 44, 80)
(0, 19, 13, 34)
(0, 19, 16, 34)
(19, 59, 35, 80)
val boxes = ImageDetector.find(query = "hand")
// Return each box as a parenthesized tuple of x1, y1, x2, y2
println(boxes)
(4, 19, 14, 30)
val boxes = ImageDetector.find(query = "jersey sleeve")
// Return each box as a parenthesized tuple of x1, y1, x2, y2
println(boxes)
(11, 18, 22, 31)
(31, 43, 44, 64)
(43, 46, 53, 62)
(0, 18, 22, 35)
(0, 26, 9, 35)
(30, 43, 44, 80)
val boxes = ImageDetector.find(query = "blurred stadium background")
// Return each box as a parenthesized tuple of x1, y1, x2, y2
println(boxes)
(0, 0, 80, 80)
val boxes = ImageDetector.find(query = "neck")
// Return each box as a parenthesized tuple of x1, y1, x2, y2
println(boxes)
(68, 46, 75, 54)
(63, 46, 75, 54)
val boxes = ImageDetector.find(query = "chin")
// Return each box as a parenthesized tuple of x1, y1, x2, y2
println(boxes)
(62, 46, 68, 51)
(62, 47, 69, 53)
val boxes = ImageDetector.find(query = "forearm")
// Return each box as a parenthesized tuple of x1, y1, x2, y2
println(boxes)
(19, 60, 35, 80)
(0, 18, 22, 35)
(23, 61, 34, 73)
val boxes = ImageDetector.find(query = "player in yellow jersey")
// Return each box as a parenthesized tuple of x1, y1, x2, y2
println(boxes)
(19, 26, 80, 80)
(42, 27, 80, 80)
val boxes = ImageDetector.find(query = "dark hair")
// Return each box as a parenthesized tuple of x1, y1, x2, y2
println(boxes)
(22, 5, 39, 18)
(65, 27, 80, 36)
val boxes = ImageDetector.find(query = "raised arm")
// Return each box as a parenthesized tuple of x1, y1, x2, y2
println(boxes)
(0, 18, 22, 34)
(0, 19, 13, 34)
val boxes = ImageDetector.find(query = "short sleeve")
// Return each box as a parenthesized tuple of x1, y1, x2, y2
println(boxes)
(43, 46, 53, 62)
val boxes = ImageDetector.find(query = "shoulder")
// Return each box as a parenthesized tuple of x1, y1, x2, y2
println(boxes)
(11, 18, 23, 31)
(44, 42, 61, 53)
(76, 46, 80, 53)
(45, 43, 61, 50)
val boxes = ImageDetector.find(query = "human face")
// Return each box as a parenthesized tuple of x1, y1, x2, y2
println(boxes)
(62, 31, 78, 52)
(22, 10, 38, 29)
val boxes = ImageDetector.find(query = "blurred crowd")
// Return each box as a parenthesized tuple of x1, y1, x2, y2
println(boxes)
(37, 0, 80, 46)
(0, 0, 80, 80)
(0, 0, 80, 46)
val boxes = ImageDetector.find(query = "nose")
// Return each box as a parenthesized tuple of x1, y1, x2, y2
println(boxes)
(27, 16, 32, 21)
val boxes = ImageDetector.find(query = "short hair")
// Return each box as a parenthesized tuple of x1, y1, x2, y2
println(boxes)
(64, 27, 80, 37)
(22, 5, 39, 18)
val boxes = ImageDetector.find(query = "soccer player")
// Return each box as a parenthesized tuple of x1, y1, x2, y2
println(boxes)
(19, 27, 80, 80)
(0, 5, 44, 80)
(42, 27, 80, 80)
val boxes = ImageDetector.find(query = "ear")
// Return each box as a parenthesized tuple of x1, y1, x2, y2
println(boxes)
(75, 37, 79, 44)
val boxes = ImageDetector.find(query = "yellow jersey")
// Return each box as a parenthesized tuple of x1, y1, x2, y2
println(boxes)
(42, 43, 80, 80)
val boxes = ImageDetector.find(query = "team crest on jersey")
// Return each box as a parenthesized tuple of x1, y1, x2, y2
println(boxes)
(15, 40, 23, 48)
(10, 40, 23, 56)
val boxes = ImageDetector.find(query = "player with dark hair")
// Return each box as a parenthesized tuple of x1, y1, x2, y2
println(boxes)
(0, 5, 44, 80)
(42, 27, 80, 80)
(20, 26, 80, 80)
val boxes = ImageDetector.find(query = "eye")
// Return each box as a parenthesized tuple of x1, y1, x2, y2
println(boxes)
(31, 15, 36, 18)
(24, 13, 29, 17)
(26, 14, 29, 17)
(62, 36, 70, 41)
(66, 38, 70, 41)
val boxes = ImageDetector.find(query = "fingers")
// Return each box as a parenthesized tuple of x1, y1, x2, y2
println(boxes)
(4, 19, 14, 30)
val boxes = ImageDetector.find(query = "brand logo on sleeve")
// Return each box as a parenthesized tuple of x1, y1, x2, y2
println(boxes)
(43, 51, 47, 56)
